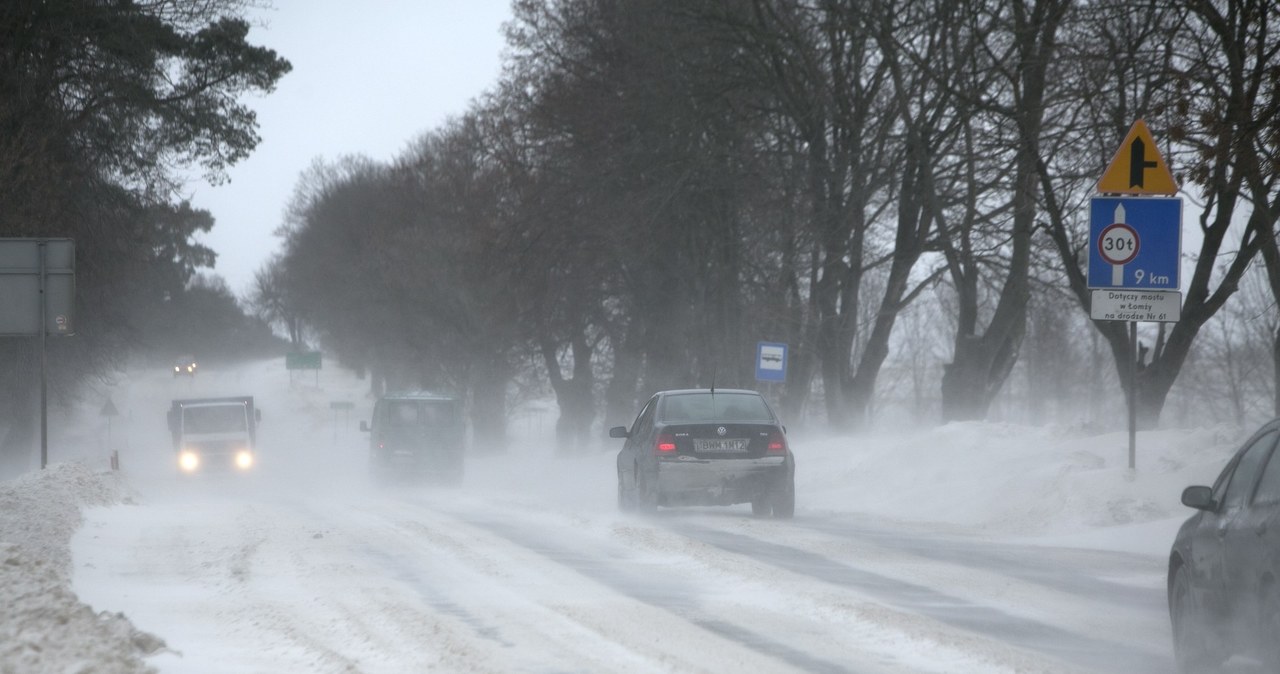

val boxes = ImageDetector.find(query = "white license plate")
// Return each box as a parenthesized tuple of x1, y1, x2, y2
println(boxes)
(694, 438, 748, 453)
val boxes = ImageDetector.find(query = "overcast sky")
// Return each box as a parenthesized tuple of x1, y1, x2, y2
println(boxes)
(188, 0, 512, 296)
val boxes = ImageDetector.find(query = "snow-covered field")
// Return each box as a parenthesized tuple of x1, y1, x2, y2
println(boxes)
(0, 357, 1256, 673)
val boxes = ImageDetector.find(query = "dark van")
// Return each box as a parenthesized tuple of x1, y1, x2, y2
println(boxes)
(360, 392, 465, 483)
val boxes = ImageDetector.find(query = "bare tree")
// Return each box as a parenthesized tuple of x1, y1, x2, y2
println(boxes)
(248, 255, 304, 348)
(1039, 0, 1278, 427)
(931, 0, 1072, 421)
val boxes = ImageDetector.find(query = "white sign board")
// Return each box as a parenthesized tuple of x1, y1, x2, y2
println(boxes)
(0, 238, 75, 336)
(1090, 289, 1181, 323)
(755, 342, 787, 382)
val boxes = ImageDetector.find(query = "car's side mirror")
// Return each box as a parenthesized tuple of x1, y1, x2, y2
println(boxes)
(360, 420, 370, 433)
(609, 426, 629, 439)
(1182, 485, 1217, 511)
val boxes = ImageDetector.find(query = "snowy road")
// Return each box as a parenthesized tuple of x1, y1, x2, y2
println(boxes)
(73, 468, 1175, 673)
(59, 360, 1206, 673)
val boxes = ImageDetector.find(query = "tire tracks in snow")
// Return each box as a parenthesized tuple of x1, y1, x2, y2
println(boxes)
(426, 490, 1169, 674)
(420, 494, 1086, 674)
(796, 515, 1165, 609)
(663, 520, 1172, 674)
(295, 496, 794, 673)
(454, 514, 855, 674)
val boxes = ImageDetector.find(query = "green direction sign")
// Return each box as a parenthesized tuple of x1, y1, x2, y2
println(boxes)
(286, 351, 322, 370)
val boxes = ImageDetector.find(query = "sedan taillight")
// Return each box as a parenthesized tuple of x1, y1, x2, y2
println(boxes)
(767, 431, 787, 455)
(655, 433, 677, 453)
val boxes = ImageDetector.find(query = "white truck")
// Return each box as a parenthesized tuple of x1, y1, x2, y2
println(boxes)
(167, 396, 261, 473)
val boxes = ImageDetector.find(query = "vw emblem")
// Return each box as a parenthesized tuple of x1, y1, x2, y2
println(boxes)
(717, 426, 727, 436)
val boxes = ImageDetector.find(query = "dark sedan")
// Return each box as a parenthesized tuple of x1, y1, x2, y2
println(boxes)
(610, 388, 795, 518)
(1168, 418, 1280, 672)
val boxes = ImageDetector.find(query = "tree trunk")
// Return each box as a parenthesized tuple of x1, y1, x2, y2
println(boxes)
(1259, 210, 1280, 418)
(778, 241, 815, 422)
(604, 320, 643, 430)
(847, 256, 919, 429)
(1274, 325, 1280, 419)
(541, 334, 595, 454)
(469, 355, 509, 453)
(941, 336, 996, 420)
(938, 0, 1066, 422)
(940, 228, 1031, 422)
(846, 126, 936, 430)
(288, 316, 303, 348)
(815, 223, 863, 430)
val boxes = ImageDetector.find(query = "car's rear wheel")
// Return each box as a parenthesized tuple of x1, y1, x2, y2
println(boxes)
(617, 470, 634, 512)
(752, 476, 794, 519)
(635, 466, 657, 513)
(771, 476, 795, 519)
(1171, 565, 1225, 673)
(1258, 585, 1280, 670)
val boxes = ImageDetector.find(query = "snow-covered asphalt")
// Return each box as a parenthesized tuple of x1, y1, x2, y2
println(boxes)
(72, 462, 1174, 673)
(51, 358, 1258, 672)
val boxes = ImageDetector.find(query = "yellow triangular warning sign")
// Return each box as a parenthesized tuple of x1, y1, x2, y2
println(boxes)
(1097, 119, 1179, 195)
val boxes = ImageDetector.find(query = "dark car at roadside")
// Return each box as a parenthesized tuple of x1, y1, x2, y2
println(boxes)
(360, 392, 465, 484)
(610, 388, 794, 518)
(1168, 417, 1280, 673)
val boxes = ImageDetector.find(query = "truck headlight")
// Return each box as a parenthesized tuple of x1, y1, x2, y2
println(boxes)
(179, 450, 200, 472)
(235, 450, 254, 470)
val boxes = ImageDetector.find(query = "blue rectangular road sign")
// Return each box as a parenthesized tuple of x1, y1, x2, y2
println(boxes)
(1088, 197, 1181, 290)
(755, 342, 787, 383)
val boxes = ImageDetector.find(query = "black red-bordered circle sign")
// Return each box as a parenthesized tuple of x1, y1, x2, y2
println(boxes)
(1098, 223, 1140, 265)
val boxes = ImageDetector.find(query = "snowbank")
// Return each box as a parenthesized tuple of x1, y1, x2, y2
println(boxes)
(798, 420, 1247, 555)
(0, 462, 163, 674)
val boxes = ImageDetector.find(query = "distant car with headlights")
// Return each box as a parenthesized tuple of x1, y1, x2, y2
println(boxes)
(610, 388, 794, 518)
(1168, 418, 1280, 672)
(173, 354, 198, 377)
(360, 392, 465, 483)
(167, 397, 260, 474)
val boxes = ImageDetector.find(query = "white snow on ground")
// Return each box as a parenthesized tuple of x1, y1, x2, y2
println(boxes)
(0, 356, 1258, 672)
(800, 419, 1241, 553)
(0, 462, 164, 674)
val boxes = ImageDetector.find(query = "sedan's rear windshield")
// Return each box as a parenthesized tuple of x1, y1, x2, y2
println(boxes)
(659, 393, 773, 423)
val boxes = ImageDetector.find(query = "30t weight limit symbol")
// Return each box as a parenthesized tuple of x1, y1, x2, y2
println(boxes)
(1098, 204, 1139, 286)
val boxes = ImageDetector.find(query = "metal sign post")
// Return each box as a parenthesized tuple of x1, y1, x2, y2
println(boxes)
(1089, 120, 1180, 471)
(0, 238, 75, 470)
(101, 397, 120, 470)
(40, 242, 47, 470)
(1128, 323, 1139, 470)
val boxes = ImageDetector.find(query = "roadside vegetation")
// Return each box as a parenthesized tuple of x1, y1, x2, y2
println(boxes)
(0, 0, 291, 474)
(261, 0, 1280, 446)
